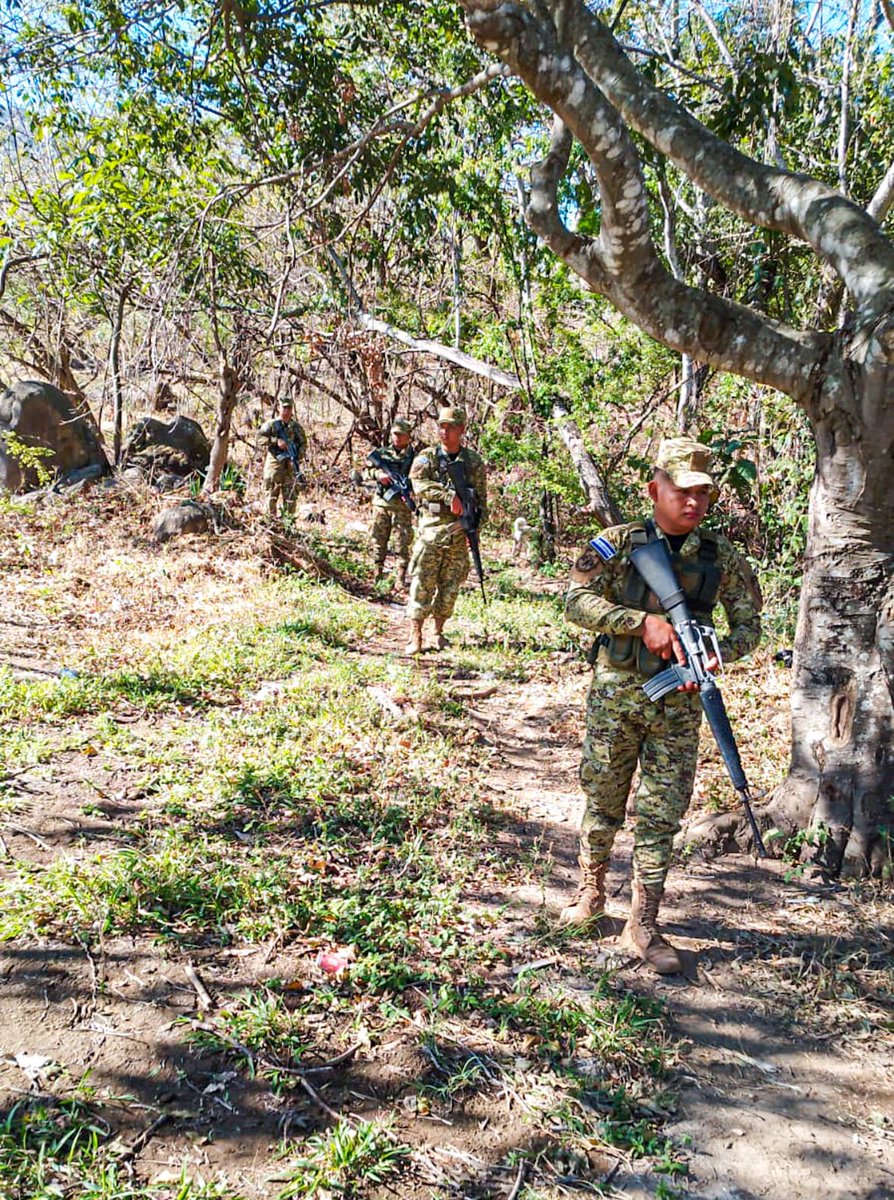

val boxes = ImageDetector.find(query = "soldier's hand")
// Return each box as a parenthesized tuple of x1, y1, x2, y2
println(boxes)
(450, 494, 464, 516)
(641, 614, 686, 666)
(378, 473, 391, 486)
(276, 439, 287, 449)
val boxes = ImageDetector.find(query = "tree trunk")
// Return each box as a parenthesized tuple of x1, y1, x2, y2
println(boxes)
(203, 354, 240, 494)
(109, 288, 128, 465)
(551, 400, 624, 527)
(766, 347, 894, 877)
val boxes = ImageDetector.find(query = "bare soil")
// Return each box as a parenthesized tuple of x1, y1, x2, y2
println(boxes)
(1, 491, 892, 1199)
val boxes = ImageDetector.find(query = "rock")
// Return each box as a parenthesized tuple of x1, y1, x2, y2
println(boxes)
(0, 380, 108, 493)
(153, 501, 213, 543)
(123, 415, 210, 479)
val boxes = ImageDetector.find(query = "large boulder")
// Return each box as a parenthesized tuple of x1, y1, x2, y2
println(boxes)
(0, 380, 108, 493)
(153, 500, 213, 543)
(123, 415, 210, 481)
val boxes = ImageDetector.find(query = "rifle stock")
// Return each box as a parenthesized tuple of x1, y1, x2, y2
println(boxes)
(630, 539, 767, 858)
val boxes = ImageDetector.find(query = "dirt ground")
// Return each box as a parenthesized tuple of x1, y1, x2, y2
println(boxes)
(1, 492, 892, 1199)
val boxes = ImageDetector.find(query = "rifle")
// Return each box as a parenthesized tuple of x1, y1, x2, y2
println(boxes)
(275, 424, 304, 483)
(630, 538, 767, 858)
(368, 448, 416, 513)
(442, 452, 487, 605)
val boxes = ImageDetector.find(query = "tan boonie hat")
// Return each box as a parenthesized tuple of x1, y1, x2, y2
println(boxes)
(391, 419, 411, 435)
(437, 406, 466, 426)
(656, 436, 716, 489)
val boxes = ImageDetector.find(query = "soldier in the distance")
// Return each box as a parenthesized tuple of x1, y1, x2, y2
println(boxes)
(259, 399, 307, 519)
(562, 437, 762, 974)
(365, 419, 416, 586)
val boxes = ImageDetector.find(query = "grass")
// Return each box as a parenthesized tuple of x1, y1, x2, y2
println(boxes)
(276, 1120, 410, 1198)
(0, 1095, 238, 1200)
(0, 508, 686, 1197)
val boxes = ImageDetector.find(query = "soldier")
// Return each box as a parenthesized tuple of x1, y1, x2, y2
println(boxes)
(562, 437, 761, 974)
(404, 406, 488, 656)
(259, 399, 307, 519)
(365, 418, 416, 585)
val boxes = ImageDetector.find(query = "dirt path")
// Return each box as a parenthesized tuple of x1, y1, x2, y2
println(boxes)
(370, 603, 894, 1199)
(2, 558, 892, 1199)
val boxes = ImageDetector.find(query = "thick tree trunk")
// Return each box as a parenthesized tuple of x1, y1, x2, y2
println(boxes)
(767, 340, 894, 877)
(203, 355, 240, 494)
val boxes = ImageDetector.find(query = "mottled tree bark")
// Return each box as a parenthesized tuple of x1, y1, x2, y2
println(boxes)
(462, 0, 894, 874)
(203, 353, 241, 495)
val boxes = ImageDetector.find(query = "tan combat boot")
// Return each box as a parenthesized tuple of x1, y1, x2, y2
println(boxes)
(619, 879, 682, 975)
(559, 862, 608, 927)
(433, 617, 449, 650)
(405, 619, 424, 656)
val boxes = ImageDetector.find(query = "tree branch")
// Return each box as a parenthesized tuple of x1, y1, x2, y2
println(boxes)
(551, 0, 894, 315)
(462, 0, 826, 399)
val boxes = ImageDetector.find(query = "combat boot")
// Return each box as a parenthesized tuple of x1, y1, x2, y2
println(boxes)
(433, 617, 449, 650)
(405, 619, 424, 656)
(559, 862, 608, 927)
(619, 879, 682, 975)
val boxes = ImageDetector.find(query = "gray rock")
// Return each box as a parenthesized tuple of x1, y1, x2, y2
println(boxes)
(123, 415, 210, 478)
(153, 501, 212, 543)
(0, 380, 108, 493)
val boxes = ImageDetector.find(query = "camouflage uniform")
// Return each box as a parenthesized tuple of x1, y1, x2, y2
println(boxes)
(365, 443, 416, 576)
(406, 444, 488, 622)
(260, 417, 307, 517)
(566, 521, 761, 887)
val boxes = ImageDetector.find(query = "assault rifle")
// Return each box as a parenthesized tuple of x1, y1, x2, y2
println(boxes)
(442, 453, 487, 605)
(275, 424, 305, 483)
(630, 539, 767, 858)
(368, 448, 416, 513)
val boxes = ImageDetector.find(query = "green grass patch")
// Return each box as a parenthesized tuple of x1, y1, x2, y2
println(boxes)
(0, 1095, 238, 1199)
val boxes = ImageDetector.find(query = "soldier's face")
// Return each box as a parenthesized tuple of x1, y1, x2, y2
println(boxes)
(392, 432, 411, 451)
(280, 406, 293, 421)
(438, 422, 464, 454)
(649, 475, 712, 535)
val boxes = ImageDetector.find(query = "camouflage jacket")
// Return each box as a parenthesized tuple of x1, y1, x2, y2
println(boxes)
(565, 520, 761, 667)
(409, 444, 488, 546)
(259, 418, 307, 464)
(365, 444, 416, 511)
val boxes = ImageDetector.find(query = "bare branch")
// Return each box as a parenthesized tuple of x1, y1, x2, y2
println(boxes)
(550, 0, 894, 314)
(462, 0, 826, 398)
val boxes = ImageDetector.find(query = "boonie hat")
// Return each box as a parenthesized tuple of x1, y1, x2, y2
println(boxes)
(438, 406, 466, 426)
(391, 418, 411, 435)
(656, 437, 716, 489)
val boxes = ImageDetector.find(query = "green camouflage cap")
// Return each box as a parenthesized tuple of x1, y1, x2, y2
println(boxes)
(390, 418, 412, 435)
(438, 406, 466, 426)
(656, 436, 716, 489)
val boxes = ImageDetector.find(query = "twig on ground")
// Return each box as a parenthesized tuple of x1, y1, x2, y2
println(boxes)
(183, 960, 214, 1010)
(3, 824, 53, 851)
(507, 1159, 528, 1200)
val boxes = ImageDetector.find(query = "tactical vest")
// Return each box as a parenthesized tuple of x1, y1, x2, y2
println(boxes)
(599, 521, 722, 677)
(372, 446, 415, 499)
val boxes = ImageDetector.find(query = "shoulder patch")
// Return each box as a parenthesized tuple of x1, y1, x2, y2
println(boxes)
(570, 549, 605, 585)
(415, 455, 430, 467)
(588, 535, 617, 561)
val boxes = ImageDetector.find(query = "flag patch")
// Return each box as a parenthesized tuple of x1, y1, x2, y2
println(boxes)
(589, 535, 616, 561)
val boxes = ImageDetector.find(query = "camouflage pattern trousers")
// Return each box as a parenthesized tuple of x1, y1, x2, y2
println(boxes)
(263, 459, 300, 516)
(406, 533, 469, 621)
(578, 666, 703, 887)
(370, 502, 413, 568)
